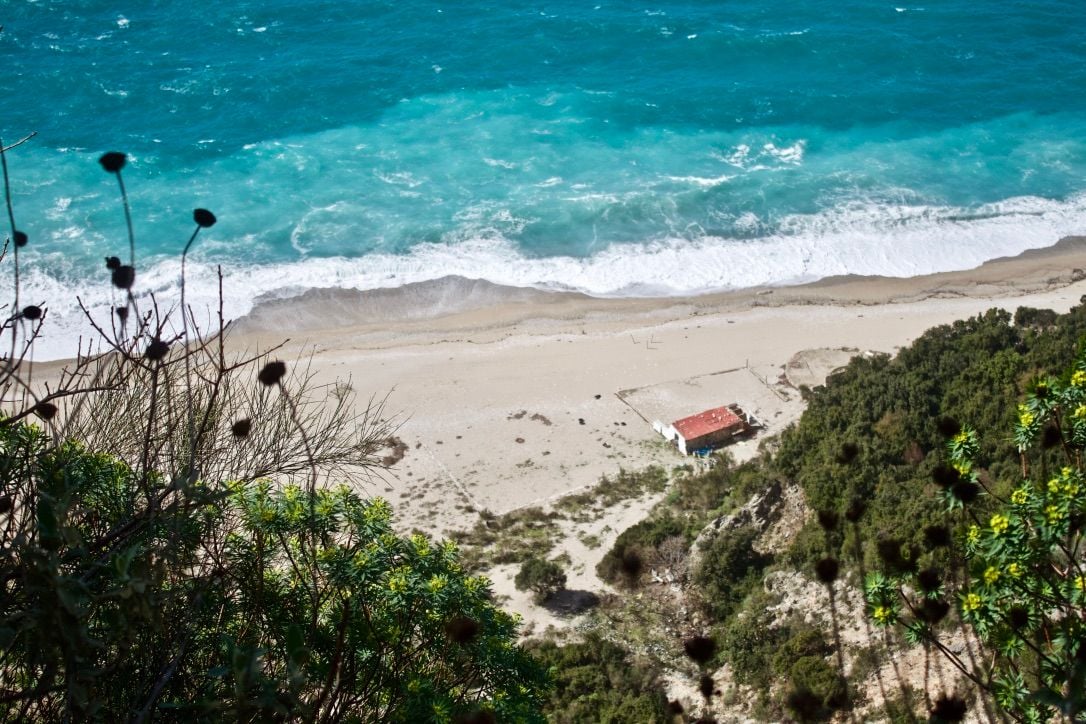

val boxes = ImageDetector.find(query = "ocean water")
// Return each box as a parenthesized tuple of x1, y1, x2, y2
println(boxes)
(2, 0, 1085, 357)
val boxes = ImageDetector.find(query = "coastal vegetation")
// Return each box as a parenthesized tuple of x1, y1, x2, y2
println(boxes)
(4, 141, 1086, 722)
(0, 147, 548, 721)
(864, 357, 1086, 722)
(515, 557, 568, 604)
(535, 302, 1086, 721)
(525, 635, 670, 723)
(448, 466, 669, 572)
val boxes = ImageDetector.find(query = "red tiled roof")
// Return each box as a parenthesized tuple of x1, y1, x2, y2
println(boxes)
(672, 405, 743, 441)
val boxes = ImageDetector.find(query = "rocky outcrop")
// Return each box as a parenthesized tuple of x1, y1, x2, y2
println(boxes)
(687, 479, 808, 572)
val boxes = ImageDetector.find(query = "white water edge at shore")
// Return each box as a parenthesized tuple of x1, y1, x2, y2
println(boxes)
(18, 219, 1086, 360)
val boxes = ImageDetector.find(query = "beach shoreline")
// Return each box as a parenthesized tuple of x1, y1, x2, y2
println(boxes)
(212, 235, 1086, 534)
(31, 234, 1086, 532)
(28, 233, 1086, 634)
(232, 235, 1086, 349)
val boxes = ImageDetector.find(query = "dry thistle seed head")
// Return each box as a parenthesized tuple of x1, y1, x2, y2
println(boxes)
(1041, 423, 1062, 449)
(919, 598, 950, 625)
(193, 208, 217, 228)
(112, 265, 135, 290)
(815, 557, 839, 584)
(98, 151, 126, 173)
(936, 415, 961, 438)
(13, 230, 28, 248)
(951, 481, 980, 504)
(444, 615, 479, 644)
(115, 306, 129, 323)
(257, 360, 287, 386)
(33, 402, 58, 420)
(452, 709, 496, 724)
(825, 688, 849, 712)
(786, 688, 822, 722)
(1070, 512, 1085, 533)
(932, 465, 960, 488)
(917, 568, 942, 593)
(698, 673, 714, 700)
(144, 338, 169, 361)
(844, 498, 866, 523)
(1008, 605, 1030, 630)
(682, 635, 716, 665)
(930, 695, 967, 723)
(105, 255, 121, 270)
(667, 700, 684, 715)
(924, 524, 951, 548)
(877, 538, 917, 575)
(20, 305, 42, 321)
(835, 442, 859, 464)
(620, 549, 643, 579)
(817, 509, 839, 531)
(0, 495, 11, 514)
(231, 418, 252, 438)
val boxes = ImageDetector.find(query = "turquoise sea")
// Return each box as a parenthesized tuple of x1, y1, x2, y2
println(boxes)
(2, 1, 1085, 357)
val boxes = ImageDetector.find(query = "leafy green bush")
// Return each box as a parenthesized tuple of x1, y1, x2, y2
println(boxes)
(716, 597, 844, 718)
(1014, 306, 1058, 329)
(515, 557, 567, 603)
(526, 634, 669, 723)
(865, 352, 1086, 722)
(716, 591, 787, 692)
(0, 422, 548, 720)
(774, 628, 844, 721)
(669, 455, 772, 517)
(449, 506, 563, 570)
(553, 466, 669, 521)
(596, 514, 687, 585)
(694, 525, 772, 622)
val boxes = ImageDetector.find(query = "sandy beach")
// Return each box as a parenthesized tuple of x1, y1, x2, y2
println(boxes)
(224, 236, 1086, 535)
(234, 235, 1086, 634)
(26, 235, 1086, 635)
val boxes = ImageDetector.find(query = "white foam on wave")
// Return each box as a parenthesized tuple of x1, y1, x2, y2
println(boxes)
(483, 157, 518, 170)
(20, 193, 1086, 360)
(663, 174, 734, 188)
(374, 171, 424, 188)
(763, 140, 806, 165)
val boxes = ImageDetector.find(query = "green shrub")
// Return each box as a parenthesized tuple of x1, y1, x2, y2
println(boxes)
(716, 590, 787, 692)
(596, 514, 687, 585)
(865, 355, 1086, 722)
(449, 506, 563, 570)
(773, 627, 844, 721)
(784, 655, 845, 721)
(695, 525, 772, 622)
(515, 557, 567, 603)
(0, 422, 548, 720)
(670, 456, 768, 516)
(526, 634, 669, 723)
(1014, 306, 1058, 329)
(554, 465, 669, 519)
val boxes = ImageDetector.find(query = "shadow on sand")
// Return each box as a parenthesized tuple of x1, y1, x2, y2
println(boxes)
(543, 589, 601, 616)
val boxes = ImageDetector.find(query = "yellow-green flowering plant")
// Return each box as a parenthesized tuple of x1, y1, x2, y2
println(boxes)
(864, 357, 1086, 723)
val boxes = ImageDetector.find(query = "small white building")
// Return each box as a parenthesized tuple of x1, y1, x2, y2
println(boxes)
(653, 404, 752, 455)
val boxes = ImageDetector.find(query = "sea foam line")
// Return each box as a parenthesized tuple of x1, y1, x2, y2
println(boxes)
(19, 192, 1086, 360)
